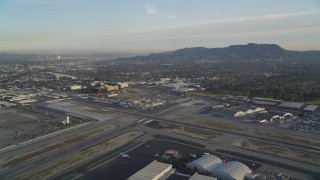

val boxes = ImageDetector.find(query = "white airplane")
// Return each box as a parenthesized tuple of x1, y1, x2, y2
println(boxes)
(189, 154, 197, 158)
(120, 152, 129, 158)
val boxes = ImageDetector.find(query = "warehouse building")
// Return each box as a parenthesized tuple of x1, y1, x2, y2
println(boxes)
(304, 105, 318, 112)
(127, 161, 173, 180)
(278, 102, 304, 109)
(212, 161, 252, 180)
(187, 155, 223, 174)
(165, 150, 179, 158)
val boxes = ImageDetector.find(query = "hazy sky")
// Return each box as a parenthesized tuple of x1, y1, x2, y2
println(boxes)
(1, 0, 320, 53)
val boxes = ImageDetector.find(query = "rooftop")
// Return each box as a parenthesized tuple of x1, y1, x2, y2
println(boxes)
(189, 173, 217, 180)
(279, 102, 304, 109)
(188, 155, 223, 171)
(213, 161, 251, 180)
(127, 161, 172, 180)
(304, 105, 318, 111)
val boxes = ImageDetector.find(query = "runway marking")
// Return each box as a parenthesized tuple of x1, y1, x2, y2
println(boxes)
(137, 119, 146, 123)
(101, 109, 110, 112)
(0, 144, 16, 151)
(144, 120, 153, 124)
(107, 108, 116, 111)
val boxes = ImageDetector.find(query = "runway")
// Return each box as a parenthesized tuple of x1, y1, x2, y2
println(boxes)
(1, 98, 319, 179)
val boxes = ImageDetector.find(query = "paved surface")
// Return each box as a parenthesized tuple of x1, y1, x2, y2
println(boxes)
(67, 140, 209, 180)
(1, 98, 319, 179)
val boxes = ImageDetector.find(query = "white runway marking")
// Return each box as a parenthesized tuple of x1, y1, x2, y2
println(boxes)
(144, 120, 153, 124)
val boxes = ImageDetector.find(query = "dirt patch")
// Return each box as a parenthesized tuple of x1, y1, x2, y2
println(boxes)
(201, 120, 247, 131)
(240, 141, 250, 148)
(171, 127, 223, 141)
(193, 103, 205, 105)
(0, 109, 42, 125)
(1, 124, 117, 169)
(233, 139, 320, 166)
(20, 131, 145, 180)
(159, 122, 171, 128)
(255, 131, 320, 147)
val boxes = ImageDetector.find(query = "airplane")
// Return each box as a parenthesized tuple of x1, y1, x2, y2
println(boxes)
(120, 152, 129, 158)
(189, 154, 197, 158)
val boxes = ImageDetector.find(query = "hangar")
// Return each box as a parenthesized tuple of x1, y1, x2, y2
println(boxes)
(187, 155, 223, 174)
(127, 161, 172, 180)
(212, 161, 252, 180)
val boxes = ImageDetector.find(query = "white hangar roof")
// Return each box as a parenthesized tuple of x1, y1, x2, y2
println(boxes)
(213, 161, 251, 180)
(187, 155, 223, 171)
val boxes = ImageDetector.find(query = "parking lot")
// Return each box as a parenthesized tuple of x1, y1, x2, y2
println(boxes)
(0, 106, 87, 148)
(199, 100, 320, 133)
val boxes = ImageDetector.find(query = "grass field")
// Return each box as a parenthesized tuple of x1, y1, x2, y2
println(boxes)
(256, 131, 320, 147)
(22, 131, 145, 180)
(171, 127, 224, 141)
(0, 108, 40, 125)
(201, 120, 247, 131)
(1, 124, 117, 169)
(303, 98, 320, 105)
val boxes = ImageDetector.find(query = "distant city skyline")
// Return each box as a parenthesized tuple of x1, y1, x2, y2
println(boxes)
(1, 0, 320, 53)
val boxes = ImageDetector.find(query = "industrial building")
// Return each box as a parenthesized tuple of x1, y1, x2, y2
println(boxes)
(49, 72, 77, 80)
(187, 155, 223, 174)
(304, 105, 318, 112)
(212, 161, 252, 180)
(69, 85, 82, 91)
(105, 85, 119, 91)
(127, 161, 173, 180)
(165, 150, 179, 158)
(278, 102, 304, 109)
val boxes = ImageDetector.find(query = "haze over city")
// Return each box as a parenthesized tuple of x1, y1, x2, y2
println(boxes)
(1, 0, 320, 53)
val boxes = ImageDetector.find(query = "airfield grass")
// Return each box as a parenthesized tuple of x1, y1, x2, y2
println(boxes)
(256, 131, 320, 147)
(171, 127, 224, 141)
(234, 139, 320, 167)
(201, 120, 247, 131)
(1, 124, 116, 169)
(0, 109, 40, 125)
(21, 131, 145, 180)
(303, 98, 320, 105)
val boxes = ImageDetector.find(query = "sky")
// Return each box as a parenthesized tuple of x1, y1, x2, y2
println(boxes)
(0, 0, 320, 53)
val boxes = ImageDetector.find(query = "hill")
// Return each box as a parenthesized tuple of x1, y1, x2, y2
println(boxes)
(118, 43, 320, 62)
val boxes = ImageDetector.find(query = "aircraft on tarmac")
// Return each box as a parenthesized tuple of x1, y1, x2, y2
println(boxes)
(120, 152, 129, 158)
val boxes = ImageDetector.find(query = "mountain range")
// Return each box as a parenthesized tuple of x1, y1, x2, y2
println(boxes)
(119, 43, 320, 62)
